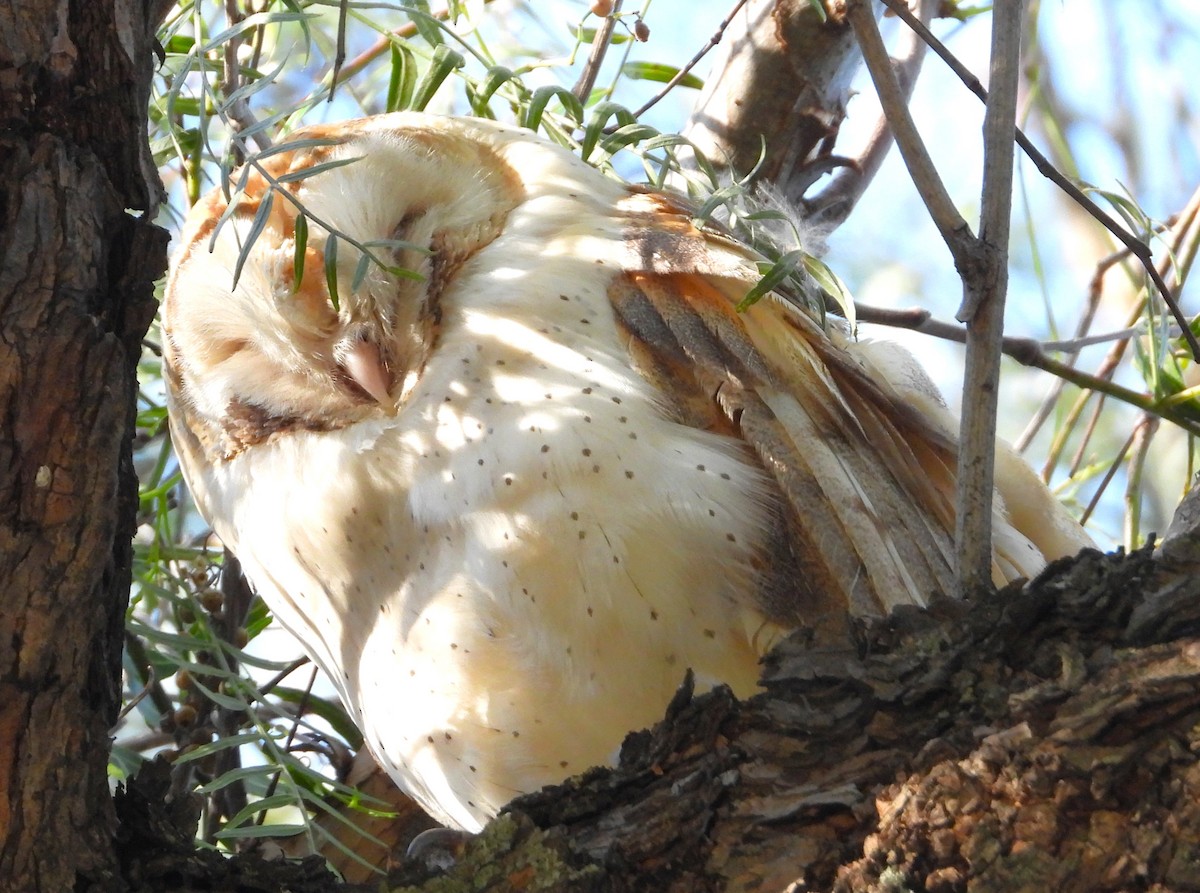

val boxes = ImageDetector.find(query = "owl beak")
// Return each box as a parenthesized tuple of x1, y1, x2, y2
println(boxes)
(341, 338, 395, 410)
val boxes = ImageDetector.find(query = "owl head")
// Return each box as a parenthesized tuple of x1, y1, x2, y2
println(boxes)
(163, 114, 528, 435)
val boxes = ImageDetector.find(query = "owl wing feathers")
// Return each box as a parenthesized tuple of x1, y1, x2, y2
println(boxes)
(608, 192, 1080, 626)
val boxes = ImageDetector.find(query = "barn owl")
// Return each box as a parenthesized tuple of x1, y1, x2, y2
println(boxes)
(163, 112, 1091, 832)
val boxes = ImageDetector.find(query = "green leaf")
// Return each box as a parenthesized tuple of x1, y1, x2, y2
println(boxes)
(243, 596, 272, 639)
(405, 0, 443, 48)
(386, 42, 418, 112)
(411, 45, 465, 111)
(803, 254, 856, 327)
(737, 250, 806, 312)
(620, 61, 703, 90)
(195, 764, 281, 795)
(292, 212, 308, 293)
(230, 189, 273, 290)
(173, 732, 266, 765)
(575, 26, 631, 45)
(352, 251, 372, 293)
(470, 65, 516, 116)
(600, 122, 661, 156)
(324, 233, 340, 312)
(580, 101, 636, 161)
(218, 794, 305, 834)
(163, 34, 195, 54)
(189, 675, 256, 711)
(216, 822, 308, 840)
(251, 135, 344, 161)
(273, 154, 362, 184)
(201, 11, 317, 54)
(524, 85, 585, 135)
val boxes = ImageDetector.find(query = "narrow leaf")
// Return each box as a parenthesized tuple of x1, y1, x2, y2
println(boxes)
(292, 212, 308, 292)
(405, 0, 443, 47)
(524, 86, 586, 135)
(273, 154, 362, 184)
(324, 234, 340, 312)
(196, 764, 281, 795)
(231, 190, 276, 289)
(580, 101, 636, 161)
(620, 61, 703, 90)
(386, 42, 417, 112)
(738, 250, 805, 311)
(470, 65, 516, 116)
(411, 45, 464, 111)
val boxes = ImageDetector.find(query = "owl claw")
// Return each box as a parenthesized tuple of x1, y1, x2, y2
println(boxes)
(405, 826, 473, 873)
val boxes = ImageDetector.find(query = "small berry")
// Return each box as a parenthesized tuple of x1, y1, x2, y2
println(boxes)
(199, 589, 224, 613)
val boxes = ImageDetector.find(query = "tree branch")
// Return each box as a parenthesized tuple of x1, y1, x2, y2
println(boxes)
(806, 0, 937, 228)
(682, 0, 865, 204)
(572, 0, 623, 103)
(878, 0, 1200, 361)
(953, 1, 1023, 595)
(845, 0, 974, 261)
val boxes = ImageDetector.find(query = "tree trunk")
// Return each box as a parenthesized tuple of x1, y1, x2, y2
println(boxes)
(0, 2, 167, 889)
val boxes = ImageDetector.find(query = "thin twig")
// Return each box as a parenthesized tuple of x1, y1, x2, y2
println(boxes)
(632, 0, 750, 119)
(845, 1, 974, 261)
(1012, 240, 1144, 453)
(853, 303, 1200, 438)
(256, 664, 320, 825)
(219, 0, 270, 155)
(573, 0, 623, 104)
(1080, 424, 1135, 526)
(329, 0, 349, 101)
(808, 0, 936, 227)
(878, 0, 1200, 361)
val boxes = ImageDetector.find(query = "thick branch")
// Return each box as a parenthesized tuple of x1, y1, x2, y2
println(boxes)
(682, 0, 864, 205)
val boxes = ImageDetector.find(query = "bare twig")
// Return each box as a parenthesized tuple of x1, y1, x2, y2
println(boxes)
(855, 303, 1200, 438)
(1012, 241, 1142, 453)
(1080, 425, 1136, 526)
(845, 1, 973, 260)
(878, 0, 1200, 361)
(329, 0, 349, 101)
(808, 0, 936, 227)
(632, 0, 750, 119)
(573, 0, 623, 104)
(220, 0, 270, 155)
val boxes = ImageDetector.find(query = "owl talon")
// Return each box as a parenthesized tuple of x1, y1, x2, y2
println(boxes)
(405, 826, 473, 872)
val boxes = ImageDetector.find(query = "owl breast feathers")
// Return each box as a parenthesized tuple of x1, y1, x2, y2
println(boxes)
(163, 112, 1091, 831)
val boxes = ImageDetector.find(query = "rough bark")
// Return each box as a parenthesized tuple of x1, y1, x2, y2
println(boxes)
(0, 1, 167, 889)
(109, 546, 1200, 892)
(683, 0, 863, 203)
(383, 546, 1200, 893)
